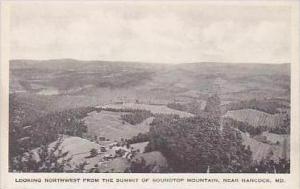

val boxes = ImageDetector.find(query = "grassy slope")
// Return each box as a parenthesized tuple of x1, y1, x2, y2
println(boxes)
(224, 109, 285, 128)
(83, 110, 152, 141)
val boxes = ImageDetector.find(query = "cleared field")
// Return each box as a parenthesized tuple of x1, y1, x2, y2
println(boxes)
(262, 132, 290, 144)
(224, 109, 285, 128)
(262, 132, 290, 160)
(45, 136, 133, 171)
(240, 132, 289, 162)
(101, 103, 193, 117)
(10, 61, 291, 173)
(241, 132, 272, 161)
(83, 110, 152, 141)
(47, 136, 102, 170)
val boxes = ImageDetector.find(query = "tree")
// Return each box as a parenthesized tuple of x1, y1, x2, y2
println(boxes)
(147, 115, 252, 173)
(89, 148, 98, 157)
(204, 94, 221, 118)
(9, 99, 91, 170)
(10, 137, 72, 172)
(74, 161, 88, 173)
(126, 157, 159, 173)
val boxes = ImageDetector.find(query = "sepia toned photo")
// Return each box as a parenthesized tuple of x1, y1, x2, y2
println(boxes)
(5, 2, 294, 175)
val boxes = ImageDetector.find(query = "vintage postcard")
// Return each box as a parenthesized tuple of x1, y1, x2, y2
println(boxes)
(0, 1, 299, 189)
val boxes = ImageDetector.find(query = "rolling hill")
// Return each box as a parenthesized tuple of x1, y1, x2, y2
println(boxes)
(223, 109, 285, 128)
(10, 59, 290, 113)
(9, 59, 291, 173)
(83, 110, 152, 141)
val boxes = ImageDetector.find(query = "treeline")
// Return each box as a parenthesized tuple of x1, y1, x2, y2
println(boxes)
(224, 98, 289, 114)
(127, 133, 149, 144)
(101, 107, 152, 114)
(270, 127, 290, 135)
(167, 102, 203, 115)
(167, 94, 222, 116)
(166, 103, 186, 112)
(146, 114, 253, 173)
(10, 107, 93, 155)
(100, 107, 153, 125)
(10, 137, 72, 172)
(269, 113, 290, 134)
(121, 110, 152, 125)
(248, 158, 290, 173)
(222, 118, 268, 136)
(222, 116, 290, 135)
(9, 94, 44, 129)
(9, 95, 95, 168)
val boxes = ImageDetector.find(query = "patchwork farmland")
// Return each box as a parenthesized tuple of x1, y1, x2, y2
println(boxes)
(9, 60, 290, 173)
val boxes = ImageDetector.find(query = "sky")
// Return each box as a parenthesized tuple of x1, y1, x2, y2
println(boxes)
(9, 2, 291, 64)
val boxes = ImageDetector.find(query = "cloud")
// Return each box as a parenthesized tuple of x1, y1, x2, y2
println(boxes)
(9, 2, 291, 63)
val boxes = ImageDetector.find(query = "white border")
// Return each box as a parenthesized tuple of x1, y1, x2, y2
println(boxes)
(1, 1, 299, 189)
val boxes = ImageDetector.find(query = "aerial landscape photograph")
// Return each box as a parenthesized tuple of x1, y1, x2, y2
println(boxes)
(8, 3, 291, 173)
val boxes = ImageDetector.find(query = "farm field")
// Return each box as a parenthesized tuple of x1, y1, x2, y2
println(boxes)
(9, 60, 291, 173)
(101, 103, 194, 117)
(224, 109, 285, 128)
(240, 132, 289, 162)
(83, 110, 153, 141)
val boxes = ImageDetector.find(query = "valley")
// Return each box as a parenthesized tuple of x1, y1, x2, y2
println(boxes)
(9, 59, 290, 173)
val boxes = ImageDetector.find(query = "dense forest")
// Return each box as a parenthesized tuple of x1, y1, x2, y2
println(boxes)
(145, 115, 252, 173)
(8, 60, 291, 173)
(127, 133, 149, 144)
(121, 110, 152, 125)
(9, 93, 290, 173)
(9, 94, 93, 170)
(10, 137, 73, 172)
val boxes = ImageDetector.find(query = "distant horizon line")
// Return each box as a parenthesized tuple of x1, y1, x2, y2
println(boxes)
(9, 58, 290, 65)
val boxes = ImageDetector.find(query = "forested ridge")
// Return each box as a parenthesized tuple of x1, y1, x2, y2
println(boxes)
(9, 94, 92, 169)
(146, 115, 252, 172)
(9, 93, 290, 173)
